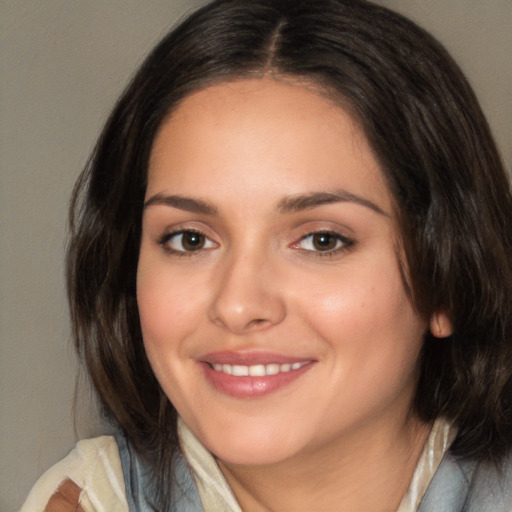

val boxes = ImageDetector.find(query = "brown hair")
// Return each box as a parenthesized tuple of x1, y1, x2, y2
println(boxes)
(67, 0, 512, 506)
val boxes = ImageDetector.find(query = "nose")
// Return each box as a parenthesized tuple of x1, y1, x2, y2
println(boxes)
(208, 250, 286, 334)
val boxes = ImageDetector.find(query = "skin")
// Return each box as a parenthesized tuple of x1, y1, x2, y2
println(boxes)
(137, 77, 440, 511)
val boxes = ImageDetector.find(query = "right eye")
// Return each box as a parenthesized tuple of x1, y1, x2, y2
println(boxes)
(159, 230, 216, 253)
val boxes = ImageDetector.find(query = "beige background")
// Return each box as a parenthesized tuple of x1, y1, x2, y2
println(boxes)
(1, 1, 510, 510)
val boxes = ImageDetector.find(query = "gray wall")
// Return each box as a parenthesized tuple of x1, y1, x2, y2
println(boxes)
(1, 1, 510, 510)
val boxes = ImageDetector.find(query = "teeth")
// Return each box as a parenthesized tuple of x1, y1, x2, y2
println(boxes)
(266, 364, 280, 375)
(232, 365, 249, 376)
(211, 361, 309, 376)
(249, 364, 266, 377)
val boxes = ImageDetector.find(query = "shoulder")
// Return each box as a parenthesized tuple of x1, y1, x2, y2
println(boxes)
(463, 451, 512, 511)
(20, 435, 128, 512)
(116, 431, 204, 511)
(419, 449, 512, 512)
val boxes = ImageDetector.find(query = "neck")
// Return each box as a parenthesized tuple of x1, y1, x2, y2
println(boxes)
(217, 414, 431, 512)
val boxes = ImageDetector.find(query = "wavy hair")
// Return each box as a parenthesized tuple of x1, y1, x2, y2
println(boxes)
(67, 0, 512, 506)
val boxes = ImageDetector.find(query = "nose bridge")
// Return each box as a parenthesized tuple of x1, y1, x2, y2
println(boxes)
(209, 241, 286, 333)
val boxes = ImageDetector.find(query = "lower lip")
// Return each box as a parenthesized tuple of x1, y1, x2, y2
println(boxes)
(200, 361, 314, 398)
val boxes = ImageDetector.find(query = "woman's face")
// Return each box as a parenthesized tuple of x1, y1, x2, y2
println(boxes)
(137, 78, 428, 466)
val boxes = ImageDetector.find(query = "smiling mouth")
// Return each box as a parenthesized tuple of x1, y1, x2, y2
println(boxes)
(210, 361, 310, 376)
(200, 355, 315, 398)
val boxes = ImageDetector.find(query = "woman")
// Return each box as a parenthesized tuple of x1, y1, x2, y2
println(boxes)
(22, 0, 512, 510)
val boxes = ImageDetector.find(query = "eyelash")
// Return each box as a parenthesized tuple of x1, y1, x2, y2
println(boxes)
(157, 229, 354, 258)
(294, 231, 355, 258)
(158, 229, 217, 257)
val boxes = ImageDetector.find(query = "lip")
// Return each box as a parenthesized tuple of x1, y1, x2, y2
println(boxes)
(198, 351, 316, 398)
(200, 350, 313, 366)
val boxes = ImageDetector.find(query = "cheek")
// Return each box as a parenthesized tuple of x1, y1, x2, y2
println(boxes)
(296, 261, 426, 364)
(137, 276, 172, 344)
(304, 273, 425, 417)
(136, 253, 201, 353)
(136, 260, 201, 402)
(301, 272, 406, 327)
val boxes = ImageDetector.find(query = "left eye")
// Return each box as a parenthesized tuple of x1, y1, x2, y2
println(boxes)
(297, 232, 349, 252)
(163, 230, 216, 252)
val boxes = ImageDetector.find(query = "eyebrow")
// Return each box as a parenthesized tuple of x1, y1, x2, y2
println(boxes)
(144, 193, 217, 215)
(278, 190, 388, 216)
(143, 190, 387, 216)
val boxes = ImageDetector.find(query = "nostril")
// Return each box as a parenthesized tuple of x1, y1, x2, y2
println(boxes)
(250, 318, 267, 326)
(208, 280, 287, 333)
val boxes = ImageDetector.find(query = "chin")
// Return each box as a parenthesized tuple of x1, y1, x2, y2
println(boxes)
(198, 420, 306, 467)
(214, 443, 298, 467)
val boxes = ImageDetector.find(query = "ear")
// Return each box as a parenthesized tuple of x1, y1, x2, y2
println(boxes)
(429, 312, 453, 338)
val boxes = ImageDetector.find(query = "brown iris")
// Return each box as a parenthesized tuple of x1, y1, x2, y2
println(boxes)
(181, 231, 206, 251)
(312, 233, 338, 251)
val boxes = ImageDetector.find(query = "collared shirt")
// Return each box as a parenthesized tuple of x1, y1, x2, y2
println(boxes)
(178, 417, 455, 512)
(21, 417, 512, 511)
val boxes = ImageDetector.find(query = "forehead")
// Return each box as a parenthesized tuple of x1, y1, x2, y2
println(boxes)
(147, 78, 392, 214)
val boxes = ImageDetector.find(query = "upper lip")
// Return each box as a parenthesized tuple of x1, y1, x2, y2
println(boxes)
(198, 350, 315, 366)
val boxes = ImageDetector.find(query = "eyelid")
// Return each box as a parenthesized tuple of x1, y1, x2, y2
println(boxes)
(158, 227, 218, 255)
(292, 229, 355, 257)
(154, 222, 354, 259)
